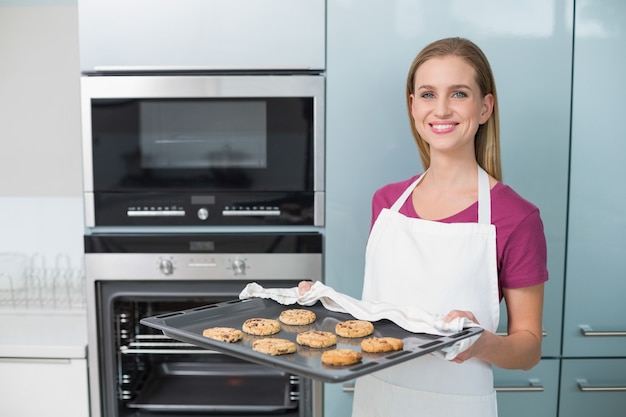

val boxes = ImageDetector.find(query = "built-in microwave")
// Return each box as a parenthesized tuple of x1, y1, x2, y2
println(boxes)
(80, 73, 325, 228)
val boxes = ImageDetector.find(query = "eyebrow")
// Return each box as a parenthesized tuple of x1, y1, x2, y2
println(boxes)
(416, 84, 472, 91)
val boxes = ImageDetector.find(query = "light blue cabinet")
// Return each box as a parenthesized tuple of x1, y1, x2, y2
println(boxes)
(559, 359, 626, 416)
(564, 0, 626, 359)
(325, 1, 572, 416)
(559, 2, 626, 415)
(494, 360, 560, 417)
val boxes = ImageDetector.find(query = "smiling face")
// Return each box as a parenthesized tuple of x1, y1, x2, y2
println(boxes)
(409, 55, 494, 161)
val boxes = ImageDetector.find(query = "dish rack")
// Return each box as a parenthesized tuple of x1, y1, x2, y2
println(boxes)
(0, 252, 86, 311)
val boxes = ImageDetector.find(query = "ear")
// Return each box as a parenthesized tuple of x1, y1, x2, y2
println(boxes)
(479, 93, 494, 124)
(409, 93, 418, 117)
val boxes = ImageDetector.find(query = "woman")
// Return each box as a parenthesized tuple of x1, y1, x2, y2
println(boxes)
(303, 37, 547, 416)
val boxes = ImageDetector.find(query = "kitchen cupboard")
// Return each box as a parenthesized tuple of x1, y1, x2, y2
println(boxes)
(564, 0, 626, 359)
(0, 357, 89, 417)
(493, 360, 560, 417)
(77, 0, 325, 72)
(324, 1, 572, 416)
(0, 5, 82, 198)
(0, 312, 89, 417)
(561, 1, 626, 414)
(558, 359, 626, 416)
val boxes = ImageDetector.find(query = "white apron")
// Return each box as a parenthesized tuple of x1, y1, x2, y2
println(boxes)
(352, 167, 500, 417)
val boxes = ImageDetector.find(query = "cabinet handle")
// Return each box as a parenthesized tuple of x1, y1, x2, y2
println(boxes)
(577, 378, 626, 392)
(495, 378, 544, 392)
(579, 325, 626, 337)
(342, 382, 355, 393)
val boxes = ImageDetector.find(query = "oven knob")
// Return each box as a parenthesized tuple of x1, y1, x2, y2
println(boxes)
(197, 207, 209, 220)
(231, 258, 246, 275)
(159, 259, 174, 275)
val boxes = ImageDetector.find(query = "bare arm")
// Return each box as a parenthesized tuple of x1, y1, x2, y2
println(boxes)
(450, 283, 544, 370)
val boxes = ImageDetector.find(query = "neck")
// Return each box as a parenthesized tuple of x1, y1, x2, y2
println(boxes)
(424, 158, 479, 190)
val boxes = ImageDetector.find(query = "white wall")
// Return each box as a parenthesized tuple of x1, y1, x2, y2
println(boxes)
(0, 2, 83, 267)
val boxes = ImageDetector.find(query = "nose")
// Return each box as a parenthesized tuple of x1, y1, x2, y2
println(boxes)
(434, 97, 451, 117)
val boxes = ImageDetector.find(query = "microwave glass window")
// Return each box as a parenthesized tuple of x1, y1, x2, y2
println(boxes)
(90, 97, 314, 192)
(140, 100, 268, 170)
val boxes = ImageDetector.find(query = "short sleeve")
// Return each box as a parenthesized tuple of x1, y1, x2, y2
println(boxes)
(498, 208, 549, 289)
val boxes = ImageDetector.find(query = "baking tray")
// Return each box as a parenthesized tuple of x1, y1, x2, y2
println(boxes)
(140, 297, 483, 383)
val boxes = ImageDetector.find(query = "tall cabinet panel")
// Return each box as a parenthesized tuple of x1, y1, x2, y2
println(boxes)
(562, 1, 626, 414)
(564, 0, 626, 359)
(325, 1, 572, 416)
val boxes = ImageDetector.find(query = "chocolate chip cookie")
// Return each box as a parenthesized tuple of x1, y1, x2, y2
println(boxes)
(242, 318, 281, 336)
(321, 348, 363, 366)
(201, 327, 243, 343)
(279, 309, 317, 326)
(252, 338, 297, 356)
(335, 319, 374, 338)
(296, 330, 337, 348)
(360, 337, 404, 353)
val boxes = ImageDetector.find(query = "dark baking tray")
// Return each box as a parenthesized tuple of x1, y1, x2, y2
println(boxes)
(140, 298, 483, 383)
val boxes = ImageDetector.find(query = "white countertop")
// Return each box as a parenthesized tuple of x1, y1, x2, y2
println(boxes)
(0, 310, 87, 359)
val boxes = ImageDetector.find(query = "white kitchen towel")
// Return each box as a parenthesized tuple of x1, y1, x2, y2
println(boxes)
(238, 281, 481, 360)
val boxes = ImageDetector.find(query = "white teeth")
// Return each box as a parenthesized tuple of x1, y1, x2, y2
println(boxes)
(432, 124, 454, 130)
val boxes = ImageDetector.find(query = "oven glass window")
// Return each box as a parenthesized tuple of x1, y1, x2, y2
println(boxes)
(90, 97, 313, 192)
(140, 100, 267, 170)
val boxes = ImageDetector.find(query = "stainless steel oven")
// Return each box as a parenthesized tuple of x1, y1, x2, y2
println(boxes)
(84, 232, 324, 417)
(80, 73, 325, 228)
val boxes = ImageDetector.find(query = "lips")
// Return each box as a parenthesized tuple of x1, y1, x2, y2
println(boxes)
(430, 123, 457, 133)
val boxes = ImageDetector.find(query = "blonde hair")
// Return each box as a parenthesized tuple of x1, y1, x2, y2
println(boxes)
(405, 37, 502, 181)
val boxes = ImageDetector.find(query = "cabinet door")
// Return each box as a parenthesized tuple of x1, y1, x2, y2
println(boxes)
(78, 0, 325, 71)
(0, 357, 89, 417)
(559, 359, 626, 417)
(494, 360, 560, 417)
(563, 0, 626, 357)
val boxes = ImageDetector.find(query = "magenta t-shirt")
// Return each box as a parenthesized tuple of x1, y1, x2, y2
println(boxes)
(371, 175, 549, 296)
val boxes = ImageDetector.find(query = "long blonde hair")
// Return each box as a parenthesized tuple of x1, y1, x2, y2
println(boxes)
(405, 37, 502, 181)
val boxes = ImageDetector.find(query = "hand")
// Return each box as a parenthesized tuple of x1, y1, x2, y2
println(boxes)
(298, 280, 314, 295)
(443, 309, 480, 325)
(450, 332, 487, 364)
(443, 309, 483, 364)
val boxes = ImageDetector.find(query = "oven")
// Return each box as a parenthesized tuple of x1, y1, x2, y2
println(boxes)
(84, 232, 324, 417)
(80, 73, 325, 228)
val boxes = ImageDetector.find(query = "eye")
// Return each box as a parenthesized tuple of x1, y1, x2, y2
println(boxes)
(420, 92, 435, 99)
(452, 91, 468, 98)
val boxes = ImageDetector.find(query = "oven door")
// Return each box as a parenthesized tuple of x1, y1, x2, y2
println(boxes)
(96, 280, 318, 417)
(80, 74, 325, 227)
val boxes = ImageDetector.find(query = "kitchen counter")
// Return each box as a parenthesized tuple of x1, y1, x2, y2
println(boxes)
(0, 310, 87, 358)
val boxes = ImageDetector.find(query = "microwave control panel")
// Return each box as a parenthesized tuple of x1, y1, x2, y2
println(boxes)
(85, 192, 323, 227)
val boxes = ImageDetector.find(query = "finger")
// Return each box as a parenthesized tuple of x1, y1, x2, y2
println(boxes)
(443, 310, 464, 321)
(444, 310, 479, 324)
(297, 281, 313, 295)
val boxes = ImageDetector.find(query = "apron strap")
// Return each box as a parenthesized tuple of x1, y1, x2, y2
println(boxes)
(389, 174, 424, 212)
(477, 167, 491, 225)
(389, 167, 492, 225)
